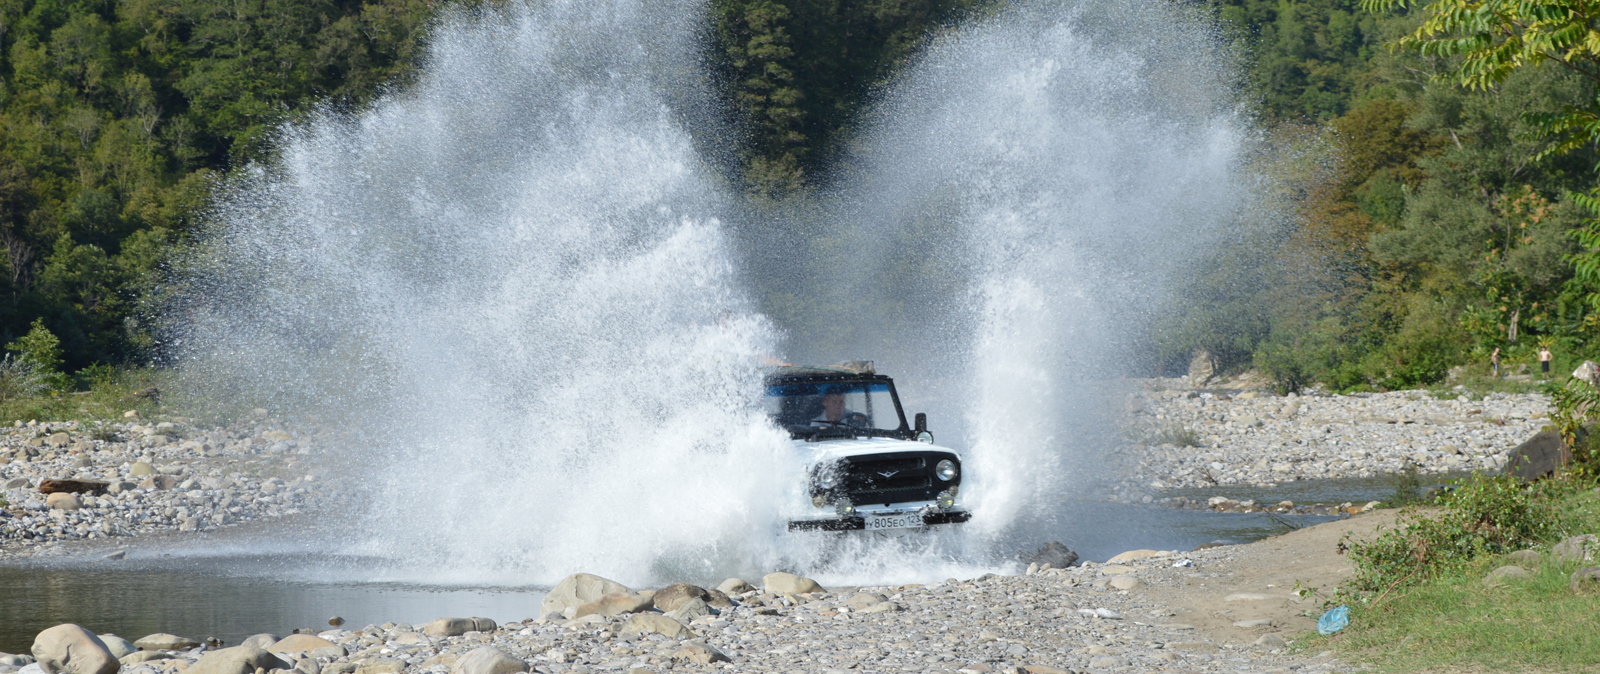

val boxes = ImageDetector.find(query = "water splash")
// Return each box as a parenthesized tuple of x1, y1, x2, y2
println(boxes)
(742, 0, 1266, 546)
(172, 0, 1274, 586)
(171, 0, 803, 586)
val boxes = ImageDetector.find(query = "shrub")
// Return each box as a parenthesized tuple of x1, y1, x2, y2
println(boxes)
(0, 355, 47, 404)
(1344, 473, 1577, 594)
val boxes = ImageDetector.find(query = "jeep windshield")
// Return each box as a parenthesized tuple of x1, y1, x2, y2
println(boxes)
(763, 379, 909, 439)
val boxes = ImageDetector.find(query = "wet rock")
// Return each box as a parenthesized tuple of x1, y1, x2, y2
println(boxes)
(133, 634, 199, 651)
(1019, 541, 1078, 569)
(540, 574, 632, 617)
(452, 647, 526, 674)
(422, 619, 478, 638)
(669, 642, 728, 664)
(267, 635, 336, 654)
(577, 592, 654, 618)
(651, 583, 710, 613)
(619, 614, 692, 640)
(762, 572, 824, 594)
(30, 624, 118, 674)
(0, 656, 34, 667)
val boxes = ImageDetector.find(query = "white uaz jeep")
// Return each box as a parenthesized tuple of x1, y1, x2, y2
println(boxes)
(763, 362, 971, 532)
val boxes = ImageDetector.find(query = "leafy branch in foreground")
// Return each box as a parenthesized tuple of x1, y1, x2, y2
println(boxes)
(1360, 1, 1600, 162)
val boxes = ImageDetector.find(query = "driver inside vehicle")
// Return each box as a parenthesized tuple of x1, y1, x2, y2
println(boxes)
(811, 388, 868, 428)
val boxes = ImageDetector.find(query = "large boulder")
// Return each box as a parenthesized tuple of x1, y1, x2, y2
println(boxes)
(1188, 350, 1218, 387)
(1505, 429, 1567, 482)
(185, 647, 290, 674)
(133, 634, 198, 651)
(95, 636, 135, 660)
(762, 572, 824, 594)
(451, 647, 526, 674)
(1571, 567, 1600, 593)
(571, 593, 652, 618)
(1575, 361, 1600, 387)
(651, 583, 709, 613)
(422, 618, 495, 637)
(267, 635, 337, 655)
(715, 578, 754, 595)
(664, 598, 713, 622)
(1019, 541, 1078, 569)
(1554, 535, 1598, 563)
(540, 574, 631, 617)
(237, 635, 277, 650)
(30, 624, 118, 674)
(619, 614, 692, 640)
(44, 493, 81, 511)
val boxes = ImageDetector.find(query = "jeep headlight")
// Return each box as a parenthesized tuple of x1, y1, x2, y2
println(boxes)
(819, 471, 838, 489)
(936, 490, 955, 510)
(936, 459, 958, 481)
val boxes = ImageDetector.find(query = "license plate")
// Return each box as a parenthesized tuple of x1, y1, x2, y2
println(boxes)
(864, 512, 924, 530)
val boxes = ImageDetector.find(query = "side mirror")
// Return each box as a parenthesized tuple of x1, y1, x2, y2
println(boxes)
(914, 413, 933, 443)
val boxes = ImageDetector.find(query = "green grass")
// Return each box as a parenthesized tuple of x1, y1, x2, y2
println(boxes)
(0, 367, 169, 425)
(1302, 486, 1600, 672)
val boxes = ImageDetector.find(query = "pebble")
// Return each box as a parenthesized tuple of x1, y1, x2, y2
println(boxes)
(1113, 383, 1550, 503)
(0, 419, 329, 552)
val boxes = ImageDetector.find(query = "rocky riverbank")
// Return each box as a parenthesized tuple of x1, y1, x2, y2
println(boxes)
(0, 548, 1366, 674)
(1109, 380, 1551, 503)
(0, 414, 333, 551)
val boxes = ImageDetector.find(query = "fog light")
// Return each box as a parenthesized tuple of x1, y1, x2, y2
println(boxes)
(812, 494, 827, 508)
(936, 491, 955, 510)
(949, 484, 959, 498)
(835, 501, 856, 517)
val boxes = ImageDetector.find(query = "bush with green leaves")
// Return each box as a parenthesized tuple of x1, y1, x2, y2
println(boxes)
(0, 354, 48, 404)
(1344, 473, 1579, 594)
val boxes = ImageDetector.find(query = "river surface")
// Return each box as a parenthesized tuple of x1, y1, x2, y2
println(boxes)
(1, 472, 1470, 655)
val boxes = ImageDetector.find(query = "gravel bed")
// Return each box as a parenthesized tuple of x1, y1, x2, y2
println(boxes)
(0, 415, 331, 551)
(0, 557, 1354, 674)
(1111, 380, 1551, 501)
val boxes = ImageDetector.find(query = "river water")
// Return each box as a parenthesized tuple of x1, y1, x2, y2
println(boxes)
(1, 470, 1458, 655)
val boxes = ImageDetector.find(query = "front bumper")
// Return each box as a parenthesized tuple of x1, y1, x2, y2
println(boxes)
(786, 509, 972, 532)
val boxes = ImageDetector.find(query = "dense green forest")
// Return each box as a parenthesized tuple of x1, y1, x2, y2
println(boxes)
(2, 0, 1598, 396)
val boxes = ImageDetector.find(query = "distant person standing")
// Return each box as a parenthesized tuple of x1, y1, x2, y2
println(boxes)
(1491, 347, 1501, 377)
(1539, 346, 1553, 377)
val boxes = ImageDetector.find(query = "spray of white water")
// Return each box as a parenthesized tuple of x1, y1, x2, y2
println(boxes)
(171, 0, 818, 586)
(173, 0, 1274, 585)
(747, 0, 1265, 542)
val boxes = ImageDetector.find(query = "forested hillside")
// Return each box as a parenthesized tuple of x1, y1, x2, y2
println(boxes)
(2, 0, 1598, 395)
